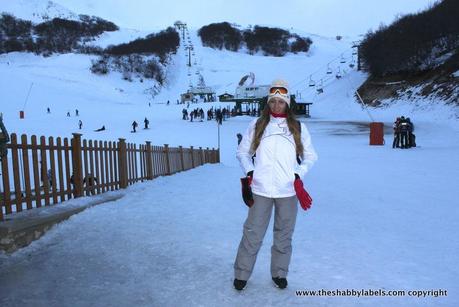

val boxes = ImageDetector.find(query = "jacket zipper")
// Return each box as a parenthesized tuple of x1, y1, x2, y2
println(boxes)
(271, 123, 277, 198)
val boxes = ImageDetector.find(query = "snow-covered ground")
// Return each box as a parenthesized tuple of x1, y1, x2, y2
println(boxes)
(1, 2, 459, 306)
(1, 118, 458, 306)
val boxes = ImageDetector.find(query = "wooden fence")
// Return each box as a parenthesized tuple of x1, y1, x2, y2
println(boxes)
(0, 133, 220, 221)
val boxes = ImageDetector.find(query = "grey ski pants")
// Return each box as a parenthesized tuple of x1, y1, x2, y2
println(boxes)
(234, 193, 298, 280)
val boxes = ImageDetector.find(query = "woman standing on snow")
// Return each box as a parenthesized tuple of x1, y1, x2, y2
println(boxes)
(234, 79, 318, 290)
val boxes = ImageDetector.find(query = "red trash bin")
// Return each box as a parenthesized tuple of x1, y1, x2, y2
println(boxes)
(20, 110, 24, 119)
(369, 122, 384, 145)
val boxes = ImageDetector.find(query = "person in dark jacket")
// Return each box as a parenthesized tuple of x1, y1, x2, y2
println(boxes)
(94, 125, 105, 132)
(399, 116, 409, 149)
(182, 109, 187, 120)
(392, 117, 401, 148)
(407, 117, 416, 148)
(216, 109, 223, 125)
(132, 121, 138, 132)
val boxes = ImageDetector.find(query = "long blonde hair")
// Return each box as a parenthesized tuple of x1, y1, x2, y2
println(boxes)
(250, 105, 304, 158)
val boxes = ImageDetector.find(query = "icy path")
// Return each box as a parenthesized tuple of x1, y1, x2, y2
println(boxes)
(1, 120, 458, 307)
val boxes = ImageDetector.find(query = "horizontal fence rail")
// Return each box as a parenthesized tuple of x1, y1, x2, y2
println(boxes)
(0, 133, 220, 221)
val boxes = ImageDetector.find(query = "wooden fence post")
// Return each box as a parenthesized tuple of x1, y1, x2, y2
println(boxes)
(31, 135, 42, 207)
(1, 152, 12, 217)
(203, 147, 207, 163)
(179, 146, 184, 171)
(49, 136, 58, 204)
(21, 134, 32, 210)
(190, 146, 194, 168)
(118, 138, 128, 188)
(145, 141, 153, 180)
(10, 134, 23, 212)
(71, 133, 83, 198)
(199, 147, 203, 166)
(164, 144, 171, 175)
(40, 136, 50, 205)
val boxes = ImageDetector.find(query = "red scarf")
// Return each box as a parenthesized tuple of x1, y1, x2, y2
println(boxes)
(270, 111, 287, 118)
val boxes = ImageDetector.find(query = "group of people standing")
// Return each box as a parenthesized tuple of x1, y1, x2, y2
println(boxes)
(181, 107, 229, 124)
(183, 108, 205, 122)
(392, 116, 416, 149)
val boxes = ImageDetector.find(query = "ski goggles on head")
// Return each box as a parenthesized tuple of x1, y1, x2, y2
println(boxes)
(269, 87, 288, 95)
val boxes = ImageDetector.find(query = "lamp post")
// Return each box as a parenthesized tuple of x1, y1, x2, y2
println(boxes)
(217, 120, 220, 151)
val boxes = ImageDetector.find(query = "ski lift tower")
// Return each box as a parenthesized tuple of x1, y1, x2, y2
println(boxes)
(185, 45, 193, 67)
(174, 21, 187, 38)
(352, 40, 362, 71)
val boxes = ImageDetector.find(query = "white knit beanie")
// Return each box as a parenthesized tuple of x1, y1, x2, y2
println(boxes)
(267, 79, 291, 106)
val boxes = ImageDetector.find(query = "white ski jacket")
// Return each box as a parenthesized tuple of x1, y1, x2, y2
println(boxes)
(237, 116, 318, 198)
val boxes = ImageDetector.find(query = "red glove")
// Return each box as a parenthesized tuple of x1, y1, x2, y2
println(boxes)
(294, 177, 312, 211)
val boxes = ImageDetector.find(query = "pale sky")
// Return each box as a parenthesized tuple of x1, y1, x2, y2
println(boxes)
(54, 0, 435, 37)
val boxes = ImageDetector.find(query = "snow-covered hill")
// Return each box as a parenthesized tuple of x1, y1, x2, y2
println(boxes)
(48, 0, 435, 38)
(1, 0, 79, 23)
(1, 22, 458, 151)
(0, 5, 363, 149)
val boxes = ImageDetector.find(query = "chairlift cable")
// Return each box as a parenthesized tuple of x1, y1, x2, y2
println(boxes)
(22, 82, 34, 111)
(290, 45, 355, 92)
(344, 74, 375, 122)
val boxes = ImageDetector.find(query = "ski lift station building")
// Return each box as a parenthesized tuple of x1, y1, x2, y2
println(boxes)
(181, 86, 216, 102)
(220, 85, 312, 117)
(235, 85, 271, 100)
(218, 85, 270, 113)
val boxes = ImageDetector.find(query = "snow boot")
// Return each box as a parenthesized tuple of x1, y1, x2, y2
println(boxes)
(272, 277, 288, 289)
(233, 279, 247, 291)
